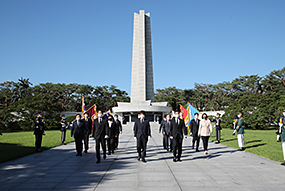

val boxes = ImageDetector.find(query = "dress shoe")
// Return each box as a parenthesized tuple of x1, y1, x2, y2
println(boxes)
(215, 141, 220, 144)
(196, 149, 200, 152)
(79, 153, 82, 156)
(96, 160, 101, 164)
(76, 153, 79, 156)
(281, 162, 285, 166)
(173, 158, 177, 162)
(177, 158, 182, 162)
(103, 155, 106, 159)
(141, 158, 147, 163)
(108, 152, 111, 155)
(138, 156, 141, 161)
(84, 150, 87, 153)
(112, 151, 114, 154)
(192, 146, 194, 149)
(170, 149, 173, 152)
(167, 149, 169, 152)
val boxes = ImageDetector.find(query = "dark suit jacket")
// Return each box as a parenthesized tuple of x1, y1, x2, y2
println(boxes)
(92, 118, 108, 140)
(107, 121, 116, 138)
(133, 118, 151, 139)
(71, 120, 86, 138)
(83, 118, 92, 134)
(190, 119, 200, 136)
(115, 119, 122, 135)
(216, 118, 222, 130)
(161, 120, 171, 135)
(170, 118, 186, 139)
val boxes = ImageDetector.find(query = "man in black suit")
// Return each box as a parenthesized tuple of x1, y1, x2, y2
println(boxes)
(133, 110, 151, 163)
(170, 110, 186, 162)
(92, 110, 109, 163)
(163, 114, 172, 152)
(114, 114, 122, 149)
(159, 115, 167, 149)
(83, 112, 92, 153)
(71, 114, 86, 156)
(215, 113, 222, 144)
(60, 115, 68, 145)
(190, 113, 200, 152)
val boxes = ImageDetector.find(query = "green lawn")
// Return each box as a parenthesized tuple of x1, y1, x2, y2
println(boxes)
(210, 128, 284, 162)
(0, 130, 74, 163)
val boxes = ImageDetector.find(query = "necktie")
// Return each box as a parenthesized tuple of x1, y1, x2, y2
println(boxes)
(99, 118, 101, 124)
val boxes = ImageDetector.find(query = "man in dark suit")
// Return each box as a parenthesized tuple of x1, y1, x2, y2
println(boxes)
(190, 113, 200, 152)
(163, 114, 172, 152)
(83, 112, 92, 153)
(133, 110, 151, 163)
(60, 115, 68, 145)
(92, 110, 109, 163)
(107, 115, 116, 155)
(114, 114, 122, 149)
(159, 115, 167, 149)
(170, 110, 186, 162)
(71, 114, 86, 156)
(215, 113, 222, 144)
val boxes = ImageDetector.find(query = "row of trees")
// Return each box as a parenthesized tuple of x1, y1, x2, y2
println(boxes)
(0, 67, 284, 130)
(155, 67, 285, 129)
(0, 81, 129, 130)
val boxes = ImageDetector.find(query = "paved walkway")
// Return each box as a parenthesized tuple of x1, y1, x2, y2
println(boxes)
(1, 124, 285, 191)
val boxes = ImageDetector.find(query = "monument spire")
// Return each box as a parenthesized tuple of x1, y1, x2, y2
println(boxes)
(131, 10, 154, 103)
(112, 10, 171, 123)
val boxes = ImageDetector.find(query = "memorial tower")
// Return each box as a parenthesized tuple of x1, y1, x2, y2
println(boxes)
(112, 10, 172, 123)
(131, 10, 154, 103)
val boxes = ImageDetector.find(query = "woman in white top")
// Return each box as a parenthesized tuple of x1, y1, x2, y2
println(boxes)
(198, 113, 213, 155)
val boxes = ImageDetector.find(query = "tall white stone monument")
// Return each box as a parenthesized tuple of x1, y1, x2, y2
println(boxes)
(112, 10, 172, 123)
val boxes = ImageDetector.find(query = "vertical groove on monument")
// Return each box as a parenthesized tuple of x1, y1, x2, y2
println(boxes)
(131, 10, 154, 103)
(145, 13, 154, 102)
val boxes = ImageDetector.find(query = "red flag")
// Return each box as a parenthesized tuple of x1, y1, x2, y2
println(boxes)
(86, 104, 97, 120)
(180, 104, 188, 120)
(180, 104, 189, 134)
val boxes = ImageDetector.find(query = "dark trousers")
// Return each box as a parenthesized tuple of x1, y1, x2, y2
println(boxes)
(35, 134, 43, 150)
(61, 131, 66, 143)
(114, 135, 119, 148)
(201, 136, 210, 151)
(107, 137, 114, 154)
(216, 128, 221, 141)
(96, 136, 106, 161)
(192, 134, 200, 150)
(74, 136, 83, 154)
(162, 133, 166, 149)
(137, 136, 148, 159)
(173, 137, 183, 159)
(84, 133, 90, 151)
(164, 134, 173, 150)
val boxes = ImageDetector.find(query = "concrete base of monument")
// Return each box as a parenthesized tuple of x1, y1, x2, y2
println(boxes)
(112, 100, 172, 124)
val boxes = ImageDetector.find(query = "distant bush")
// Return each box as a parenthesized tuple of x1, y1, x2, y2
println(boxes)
(65, 115, 75, 123)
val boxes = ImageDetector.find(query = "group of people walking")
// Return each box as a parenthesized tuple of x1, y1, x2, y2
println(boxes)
(158, 111, 216, 159)
(70, 111, 122, 163)
(34, 107, 285, 166)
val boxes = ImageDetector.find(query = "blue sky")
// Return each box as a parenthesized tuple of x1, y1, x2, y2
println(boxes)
(1, 0, 284, 95)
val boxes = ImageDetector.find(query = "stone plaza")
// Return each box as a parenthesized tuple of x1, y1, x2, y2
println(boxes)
(1, 123, 285, 191)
